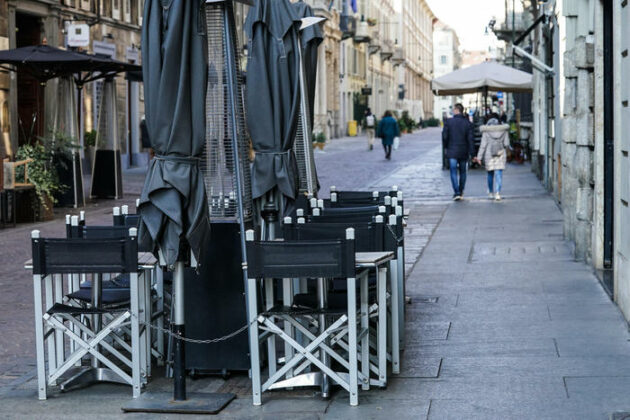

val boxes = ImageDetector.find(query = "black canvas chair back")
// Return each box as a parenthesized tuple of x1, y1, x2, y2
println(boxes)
(247, 239, 355, 280)
(31, 234, 138, 276)
(307, 212, 377, 224)
(284, 221, 383, 253)
(65, 214, 85, 239)
(113, 214, 141, 227)
(320, 205, 380, 215)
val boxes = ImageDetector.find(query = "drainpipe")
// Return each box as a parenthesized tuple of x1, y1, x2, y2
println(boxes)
(603, 0, 613, 268)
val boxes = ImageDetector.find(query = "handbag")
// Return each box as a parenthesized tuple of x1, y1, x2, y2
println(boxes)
(490, 139, 503, 157)
(393, 136, 400, 150)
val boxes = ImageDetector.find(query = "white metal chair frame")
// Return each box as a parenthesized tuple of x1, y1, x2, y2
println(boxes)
(245, 228, 364, 406)
(30, 228, 147, 400)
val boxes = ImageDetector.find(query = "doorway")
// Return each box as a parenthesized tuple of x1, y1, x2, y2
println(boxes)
(16, 13, 44, 146)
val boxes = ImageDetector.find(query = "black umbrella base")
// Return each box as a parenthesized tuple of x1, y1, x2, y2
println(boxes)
(121, 391, 236, 414)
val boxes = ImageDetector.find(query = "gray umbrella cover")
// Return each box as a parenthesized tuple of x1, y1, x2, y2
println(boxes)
(245, 0, 302, 201)
(138, 0, 209, 266)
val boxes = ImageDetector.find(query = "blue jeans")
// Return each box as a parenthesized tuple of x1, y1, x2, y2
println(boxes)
(487, 170, 503, 193)
(449, 158, 468, 196)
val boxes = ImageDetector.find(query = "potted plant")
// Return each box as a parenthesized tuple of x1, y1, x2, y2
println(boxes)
(313, 132, 326, 150)
(15, 133, 71, 220)
(397, 118, 408, 135)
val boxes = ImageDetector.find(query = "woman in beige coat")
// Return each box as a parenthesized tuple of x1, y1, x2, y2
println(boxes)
(473, 115, 510, 201)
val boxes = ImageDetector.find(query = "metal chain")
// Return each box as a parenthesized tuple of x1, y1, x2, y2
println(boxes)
(130, 313, 256, 344)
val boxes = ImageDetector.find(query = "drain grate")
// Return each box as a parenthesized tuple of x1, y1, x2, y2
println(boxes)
(414, 296, 439, 303)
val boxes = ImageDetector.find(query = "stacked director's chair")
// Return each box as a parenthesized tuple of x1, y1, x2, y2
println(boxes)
(30, 227, 148, 399)
(299, 197, 403, 384)
(318, 187, 407, 351)
(245, 228, 365, 406)
(283, 213, 397, 387)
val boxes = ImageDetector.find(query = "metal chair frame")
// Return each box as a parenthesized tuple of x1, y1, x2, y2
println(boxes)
(245, 229, 364, 406)
(31, 228, 146, 400)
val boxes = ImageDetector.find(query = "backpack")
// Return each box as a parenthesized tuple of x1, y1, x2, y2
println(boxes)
(366, 115, 375, 127)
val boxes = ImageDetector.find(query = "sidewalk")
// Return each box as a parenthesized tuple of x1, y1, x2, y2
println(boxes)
(2, 130, 630, 418)
(371, 159, 630, 419)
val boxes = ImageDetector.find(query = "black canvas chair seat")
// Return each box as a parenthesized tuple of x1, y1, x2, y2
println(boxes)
(293, 289, 377, 310)
(80, 273, 130, 289)
(66, 288, 130, 305)
(46, 303, 110, 316)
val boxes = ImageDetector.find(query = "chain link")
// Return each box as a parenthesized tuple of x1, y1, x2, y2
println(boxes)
(131, 313, 256, 344)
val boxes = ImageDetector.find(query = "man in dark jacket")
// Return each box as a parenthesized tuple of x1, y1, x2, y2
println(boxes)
(442, 103, 474, 200)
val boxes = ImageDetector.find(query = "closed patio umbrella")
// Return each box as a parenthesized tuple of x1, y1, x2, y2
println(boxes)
(245, 0, 302, 235)
(138, 0, 209, 265)
(129, 0, 234, 413)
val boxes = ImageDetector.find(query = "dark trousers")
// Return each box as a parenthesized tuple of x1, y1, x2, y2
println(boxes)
(449, 158, 468, 195)
(383, 144, 392, 159)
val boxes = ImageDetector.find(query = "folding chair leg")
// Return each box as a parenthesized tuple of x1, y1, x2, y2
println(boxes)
(155, 267, 165, 366)
(347, 276, 358, 406)
(377, 267, 387, 385)
(130, 272, 142, 398)
(33, 275, 47, 400)
(264, 278, 276, 377)
(282, 278, 294, 380)
(397, 246, 405, 350)
(317, 277, 330, 398)
(389, 260, 400, 374)
(44, 275, 57, 382)
(54, 274, 65, 370)
(247, 278, 262, 406)
(360, 272, 370, 390)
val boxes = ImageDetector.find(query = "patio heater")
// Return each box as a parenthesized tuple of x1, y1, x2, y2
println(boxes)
(182, 0, 254, 375)
(55, 76, 85, 208)
(292, 40, 319, 198)
(90, 77, 123, 199)
(124, 0, 252, 415)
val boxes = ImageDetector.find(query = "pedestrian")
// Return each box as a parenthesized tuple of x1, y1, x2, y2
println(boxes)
(362, 108, 377, 150)
(442, 103, 474, 200)
(377, 110, 399, 160)
(473, 113, 510, 201)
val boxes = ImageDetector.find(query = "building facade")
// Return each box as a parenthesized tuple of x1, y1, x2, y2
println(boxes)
(398, 0, 434, 120)
(0, 0, 145, 168)
(521, 0, 630, 323)
(432, 20, 460, 120)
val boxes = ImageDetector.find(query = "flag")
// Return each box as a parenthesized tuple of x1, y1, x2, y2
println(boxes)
(350, 0, 357, 13)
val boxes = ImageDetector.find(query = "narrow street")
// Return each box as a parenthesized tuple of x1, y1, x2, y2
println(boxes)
(2, 128, 629, 419)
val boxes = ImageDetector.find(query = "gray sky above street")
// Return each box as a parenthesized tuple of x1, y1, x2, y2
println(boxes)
(426, 0, 505, 51)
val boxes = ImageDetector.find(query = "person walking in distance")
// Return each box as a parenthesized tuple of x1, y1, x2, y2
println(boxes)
(473, 113, 510, 201)
(363, 108, 377, 150)
(377, 110, 400, 160)
(442, 103, 474, 200)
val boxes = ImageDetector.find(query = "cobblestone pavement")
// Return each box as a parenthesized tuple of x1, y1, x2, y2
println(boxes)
(3, 127, 628, 419)
(0, 129, 441, 400)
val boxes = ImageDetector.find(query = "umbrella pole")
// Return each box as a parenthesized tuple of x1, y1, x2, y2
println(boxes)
(172, 260, 186, 401)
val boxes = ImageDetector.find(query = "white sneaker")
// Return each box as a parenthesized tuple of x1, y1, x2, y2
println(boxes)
(494, 193, 502, 201)
(488, 191, 494, 199)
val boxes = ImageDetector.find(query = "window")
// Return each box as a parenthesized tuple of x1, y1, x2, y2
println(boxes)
(440, 55, 447, 65)
(124, 0, 131, 22)
(112, 0, 121, 20)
